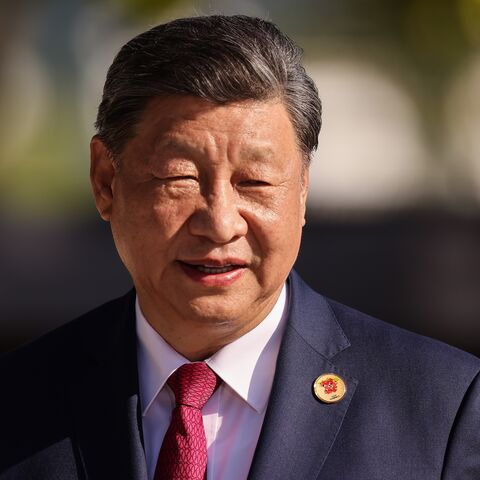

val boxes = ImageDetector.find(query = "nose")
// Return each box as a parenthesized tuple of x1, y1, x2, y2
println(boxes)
(188, 184, 248, 244)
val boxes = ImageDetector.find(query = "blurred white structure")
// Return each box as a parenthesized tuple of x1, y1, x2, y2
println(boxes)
(307, 60, 430, 213)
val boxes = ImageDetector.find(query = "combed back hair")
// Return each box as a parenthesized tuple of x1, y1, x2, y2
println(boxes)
(95, 15, 322, 164)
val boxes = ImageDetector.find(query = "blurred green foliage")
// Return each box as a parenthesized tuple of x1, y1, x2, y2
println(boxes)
(104, 0, 181, 19)
(0, 0, 479, 216)
(458, 0, 480, 46)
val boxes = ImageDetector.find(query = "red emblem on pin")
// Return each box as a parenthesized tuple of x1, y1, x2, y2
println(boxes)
(314, 373, 347, 403)
(320, 377, 338, 395)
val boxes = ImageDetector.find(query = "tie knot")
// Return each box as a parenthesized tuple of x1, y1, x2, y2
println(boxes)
(168, 362, 219, 409)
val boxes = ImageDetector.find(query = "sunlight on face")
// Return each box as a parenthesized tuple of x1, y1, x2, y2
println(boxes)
(96, 96, 308, 334)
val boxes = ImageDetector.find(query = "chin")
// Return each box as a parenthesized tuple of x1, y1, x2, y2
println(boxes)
(186, 297, 246, 325)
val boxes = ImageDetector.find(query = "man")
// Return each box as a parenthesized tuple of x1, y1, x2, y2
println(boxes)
(0, 15, 479, 480)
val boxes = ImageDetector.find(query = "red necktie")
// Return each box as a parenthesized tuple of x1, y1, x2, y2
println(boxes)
(154, 362, 220, 480)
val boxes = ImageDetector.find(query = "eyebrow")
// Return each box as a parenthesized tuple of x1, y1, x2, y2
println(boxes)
(152, 136, 277, 164)
(153, 138, 203, 158)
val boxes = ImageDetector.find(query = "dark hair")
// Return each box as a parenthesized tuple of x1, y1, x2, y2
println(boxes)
(95, 15, 322, 164)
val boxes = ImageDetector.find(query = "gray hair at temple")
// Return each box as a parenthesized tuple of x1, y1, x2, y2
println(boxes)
(95, 15, 322, 164)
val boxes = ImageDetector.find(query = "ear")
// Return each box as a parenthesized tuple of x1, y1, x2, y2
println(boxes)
(90, 136, 116, 221)
(300, 164, 309, 227)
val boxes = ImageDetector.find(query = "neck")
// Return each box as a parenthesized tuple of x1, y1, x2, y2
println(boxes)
(136, 289, 283, 361)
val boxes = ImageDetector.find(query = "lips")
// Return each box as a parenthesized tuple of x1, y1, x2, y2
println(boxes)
(179, 258, 247, 270)
(178, 259, 247, 286)
(194, 264, 239, 274)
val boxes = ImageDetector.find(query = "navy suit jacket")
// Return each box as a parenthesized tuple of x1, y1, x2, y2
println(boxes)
(1, 271, 479, 479)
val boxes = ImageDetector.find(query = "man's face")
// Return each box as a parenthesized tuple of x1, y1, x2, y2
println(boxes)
(91, 95, 308, 336)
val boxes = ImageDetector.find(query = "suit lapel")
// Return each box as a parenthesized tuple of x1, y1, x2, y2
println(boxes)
(67, 290, 148, 480)
(248, 272, 358, 480)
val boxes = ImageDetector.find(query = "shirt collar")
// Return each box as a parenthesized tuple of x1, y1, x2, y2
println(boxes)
(136, 284, 288, 416)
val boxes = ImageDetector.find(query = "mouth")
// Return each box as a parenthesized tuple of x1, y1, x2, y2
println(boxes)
(180, 263, 243, 274)
(177, 260, 247, 286)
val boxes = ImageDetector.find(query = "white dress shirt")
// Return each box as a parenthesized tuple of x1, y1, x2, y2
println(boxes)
(136, 283, 288, 480)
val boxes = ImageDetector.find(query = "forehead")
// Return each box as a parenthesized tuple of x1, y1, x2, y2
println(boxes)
(124, 95, 301, 160)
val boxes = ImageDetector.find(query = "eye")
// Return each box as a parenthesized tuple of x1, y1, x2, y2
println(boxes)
(238, 179, 270, 187)
(154, 175, 198, 183)
(166, 175, 197, 181)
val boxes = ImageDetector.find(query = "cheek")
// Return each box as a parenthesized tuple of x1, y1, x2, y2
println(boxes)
(110, 189, 189, 267)
(152, 198, 194, 232)
(114, 183, 192, 237)
(243, 191, 304, 260)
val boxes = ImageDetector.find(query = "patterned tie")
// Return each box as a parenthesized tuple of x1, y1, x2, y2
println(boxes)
(154, 362, 220, 480)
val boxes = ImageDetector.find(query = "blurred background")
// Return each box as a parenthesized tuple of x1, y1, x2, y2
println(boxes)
(1, 0, 480, 355)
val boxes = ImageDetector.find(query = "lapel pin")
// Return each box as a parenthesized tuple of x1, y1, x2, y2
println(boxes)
(313, 373, 347, 404)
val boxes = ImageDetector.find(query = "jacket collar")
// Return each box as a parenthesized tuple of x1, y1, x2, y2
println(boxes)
(286, 270, 351, 359)
(248, 270, 358, 479)
(68, 289, 148, 480)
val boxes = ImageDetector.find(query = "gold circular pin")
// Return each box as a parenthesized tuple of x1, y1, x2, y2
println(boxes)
(313, 373, 347, 403)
